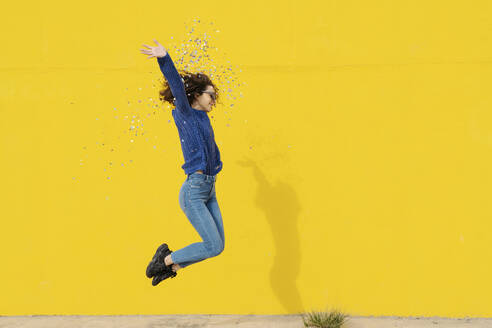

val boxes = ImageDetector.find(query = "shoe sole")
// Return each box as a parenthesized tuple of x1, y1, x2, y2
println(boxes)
(152, 270, 177, 286)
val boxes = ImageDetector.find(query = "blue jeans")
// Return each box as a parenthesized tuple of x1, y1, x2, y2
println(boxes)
(170, 172, 225, 268)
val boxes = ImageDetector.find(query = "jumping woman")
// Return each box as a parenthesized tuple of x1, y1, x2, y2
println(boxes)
(140, 39, 225, 286)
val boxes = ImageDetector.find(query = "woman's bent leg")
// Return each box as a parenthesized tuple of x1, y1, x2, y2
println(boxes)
(178, 194, 223, 269)
(171, 182, 224, 268)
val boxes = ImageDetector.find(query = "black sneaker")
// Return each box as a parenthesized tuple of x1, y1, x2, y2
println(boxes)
(146, 243, 172, 278)
(152, 267, 177, 286)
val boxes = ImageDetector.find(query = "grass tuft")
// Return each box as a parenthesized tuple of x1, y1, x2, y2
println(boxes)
(302, 309, 348, 328)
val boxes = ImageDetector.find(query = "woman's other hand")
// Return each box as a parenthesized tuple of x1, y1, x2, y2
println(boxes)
(140, 39, 167, 58)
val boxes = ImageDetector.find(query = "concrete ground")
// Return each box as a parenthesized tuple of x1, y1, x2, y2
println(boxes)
(0, 315, 491, 328)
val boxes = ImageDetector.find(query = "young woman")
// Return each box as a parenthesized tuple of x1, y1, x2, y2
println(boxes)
(140, 39, 225, 286)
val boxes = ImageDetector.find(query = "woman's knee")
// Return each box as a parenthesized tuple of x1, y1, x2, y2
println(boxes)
(206, 241, 224, 257)
(217, 240, 225, 255)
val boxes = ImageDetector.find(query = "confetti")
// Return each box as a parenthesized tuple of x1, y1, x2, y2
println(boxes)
(81, 19, 244, 184)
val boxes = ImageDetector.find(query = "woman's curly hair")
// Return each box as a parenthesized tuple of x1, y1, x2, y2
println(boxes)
(159, 70, 219, 107)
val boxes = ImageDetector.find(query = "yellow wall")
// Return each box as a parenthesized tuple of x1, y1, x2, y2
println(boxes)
(1, 0, 492, 317)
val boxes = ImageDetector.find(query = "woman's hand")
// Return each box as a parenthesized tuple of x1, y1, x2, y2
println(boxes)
(140, 39, 167, 59)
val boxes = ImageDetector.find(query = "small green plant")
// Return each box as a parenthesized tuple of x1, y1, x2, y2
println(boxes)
(302, 309, 348, 328)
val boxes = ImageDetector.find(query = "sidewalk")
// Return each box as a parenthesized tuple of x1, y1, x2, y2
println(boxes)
(0, 315, 491, 328)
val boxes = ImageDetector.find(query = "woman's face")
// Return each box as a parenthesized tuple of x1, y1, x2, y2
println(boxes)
(193, 85, 216, 113)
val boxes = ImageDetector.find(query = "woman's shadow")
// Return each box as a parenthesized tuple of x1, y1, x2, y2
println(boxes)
(237, 158, 303, 314)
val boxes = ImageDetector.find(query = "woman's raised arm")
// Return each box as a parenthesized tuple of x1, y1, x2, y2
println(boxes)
(140, 39, 191, 114)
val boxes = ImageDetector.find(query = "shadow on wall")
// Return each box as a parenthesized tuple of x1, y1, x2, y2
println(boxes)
(237, 158, 303, 314)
